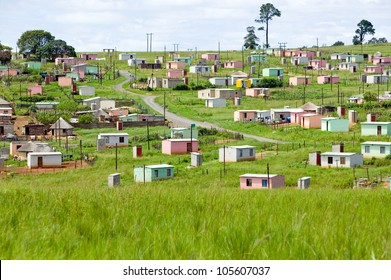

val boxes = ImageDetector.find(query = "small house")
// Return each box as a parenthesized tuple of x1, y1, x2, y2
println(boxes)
(10, 141, 27, 157)
(97, 133, 129, 148)
(301, 114, 322, 129)
(17, 142, 54, 160)
(201, 53, 220, 60)
(208, 77, 232, 86)
(23, 124, 46, 136)
(245, 88, 270, 98)
(128, 58, 146, 66)
(174, 57, 191, 66)
(339, 62, 358, 71)
(35, 102, 59, 110)
(330, 53, 349, 60)
(262, 68, 283, 77)
(189, 65, 212, 74)
(134, 164, 174, 182)
(234, 110, 270, 122)
(219, 145, 256, 162)
(166, 61, 186, 70)
(240, 174, 285, 189)
(198, 88, 238, 99)
(270, 108, 303, 123)
(372, 57, 391, 65)
(223, 61, 243, 69)
(50, 117, 74, 137)
(25, 61, 42, 70)
(171, 127, 198, 139)
(166, 69, 186, 78)
(348, 94, 364, 104)
(108, 108, 129, 117)
(364, 66, 384, 74)
(205, 98, 226, 108)
(27, 85, 43, 95)
(320, 152, 363, 168)
(231, 71, 249, 84)
(317, 75, 340, 84)
(119, 53, 135, 60)
(162, 78, 187, 89)
(361, 122, 391, 136)
(366, 75, 388, 84)
(249, 54, 267, 63)
(361, 141, 391, 158)
(58, 76, 73, 87)
(55, 57, 78, 66)
(289, 76, 311, 86)
(346, 55, 364, 63)
(321, 117, 349, 132)
(79, 86, 95, 96)
(162, 139, 198, 154)
(79, 53, 98, 60)
(291, 56, 309, 65)
(308, 59, 327, 69)
(70, 64, 98, 75)
(235, 79, 251, 88)
(27, 152, 62, 169)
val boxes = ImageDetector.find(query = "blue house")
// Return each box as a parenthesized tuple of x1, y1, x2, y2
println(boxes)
(174, 57, 191, 66)
(262, 68, 284, 77)
(134, 164, 174, 182)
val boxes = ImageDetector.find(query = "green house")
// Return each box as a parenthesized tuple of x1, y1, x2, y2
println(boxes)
(361, 122, 391, 136)
(171, 127, 198, 139)
(26, 61, 42, 70)
(174, 57, 191, 66)
(321, 117, 349, 132)
(134, 164, 174, 182)
(361, 141, 391, 158)
(262, 68, 283, 77)
(249, 55, 267, 63)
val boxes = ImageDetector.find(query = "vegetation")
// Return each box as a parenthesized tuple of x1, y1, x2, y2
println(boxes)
(243, 26, 259, 50)
(352, 19, 375, 46)
(255, 3, 281, 48)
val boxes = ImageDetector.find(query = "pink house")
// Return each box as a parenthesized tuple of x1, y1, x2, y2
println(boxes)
(317, 75, 340, 84)
(162, 139, 198, 154)
(72, 70, 85, 79)
(167, 69, 186, 78)
(245, 88, 270, 98)
(240, 174, 285, 189)
(289, 76, 311, 86)
(0, 69, 19, 76)
(290, 111, 308, 124)
(223, 61, 243, 69)
(372, 57, 391, 65)
(309, 59, 327, 68)
(166, 61, 185, 70)
(298, 51, 315, 58)
(79, 53, 98, 60)
(301, 114, 322, 129)
(364, 66, 384, 74)
(58, 76, 73, 87)
(201, 53, 220, 60)
(27, 85, 43, 95)
(55, 57, 78, 66)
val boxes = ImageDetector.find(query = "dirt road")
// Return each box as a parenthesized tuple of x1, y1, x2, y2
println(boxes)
(116, 70, 285, 144)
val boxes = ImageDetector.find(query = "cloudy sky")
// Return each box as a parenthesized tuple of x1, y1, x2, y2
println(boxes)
(1, 0, 390, 52)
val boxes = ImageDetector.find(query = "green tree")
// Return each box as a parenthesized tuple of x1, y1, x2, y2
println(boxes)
(255, 3, 281, 48)
(0, 42, 12, 64)
(332, 41, 345, 46)
(78, 113, 95, 124)
(243, 26, 259, 50)
(17, 30, 55, 56)
(36, 39, 76, 61)
(352, 19, 375, 46)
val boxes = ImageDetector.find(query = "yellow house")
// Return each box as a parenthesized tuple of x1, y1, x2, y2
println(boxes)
(235, 78, 251, 88)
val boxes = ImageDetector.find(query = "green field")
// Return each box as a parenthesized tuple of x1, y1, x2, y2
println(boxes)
(1, 44, 391, 259)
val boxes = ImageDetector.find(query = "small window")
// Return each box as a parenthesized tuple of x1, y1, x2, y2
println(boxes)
(105, 137, 109, 144)
(154, 170, 159, 178)
(238, 149, 243, 157)
(119, 137, 125, 143)
(167, 168, 171, 177)
(340, 157, 346, 165)
(328, 157, 333, 164)
(380, 146, 386, 154)
(365, 146, 370, 153)
(246, 179, 252, 187)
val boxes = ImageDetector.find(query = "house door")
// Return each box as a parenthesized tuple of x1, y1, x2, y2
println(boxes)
(37, 157, 43, 168)
(187, 143, 192, 152)
(377, 126, 382, 135)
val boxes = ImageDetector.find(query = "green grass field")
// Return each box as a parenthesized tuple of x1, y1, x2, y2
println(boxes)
(1, 43, 391, 260)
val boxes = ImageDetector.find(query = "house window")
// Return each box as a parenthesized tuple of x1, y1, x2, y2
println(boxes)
(340, 157, 346, 165)
(167, 168, 171, 177)
(243, 113, 247, 119)
(238, 149, 243, 157)
(380, 146, 386, 154)
(119, 137, 125, 143)
(365, 146, 370, 153)
(105, 137, 109, 144)
(246, 179, 252, 187)
(262, 179, 268, 187)
(154, 170, 159, 178)
(249, 149, 254, 157)
(328, 157, 333, 164)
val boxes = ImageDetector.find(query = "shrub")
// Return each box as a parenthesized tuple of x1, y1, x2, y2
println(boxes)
(173, 83, 189, 90)
(256, 77, 283, 88)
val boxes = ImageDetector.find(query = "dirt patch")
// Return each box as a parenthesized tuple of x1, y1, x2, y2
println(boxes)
(0, 160, 91, 177)
(13, 116, 34, 136)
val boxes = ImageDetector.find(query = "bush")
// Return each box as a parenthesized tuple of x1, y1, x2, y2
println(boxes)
(256, 77, 283, 88)
(173, 83, 189, 90)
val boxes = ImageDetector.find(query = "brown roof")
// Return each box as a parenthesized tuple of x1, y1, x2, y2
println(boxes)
(50, 117, 74, 129)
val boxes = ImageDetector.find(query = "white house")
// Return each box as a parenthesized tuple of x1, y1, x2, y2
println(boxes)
(189, 65, 212, 74)
(128, 58, 147, 66)
(79, 86, 95, 96)
(27, 152, 62, 169)
(205, 98, 226, 108)
(320, 152, 363, 168)
(119, 53, 136, 60)
(97, 133, 129, 148)
(219, 145, 256, 162)
(209, 77, 232, 86)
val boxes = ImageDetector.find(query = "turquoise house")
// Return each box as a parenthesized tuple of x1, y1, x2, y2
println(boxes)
(26, 61, 42, 70)
(134, 164, 174, 182)
(66, 72, 80, 81)
(174, 57, 191, 66)
(321, 117, 349, 132)
(361, 122, 391, 136)
(361, 141, 391, 158)
(249, 55, 267, 63)
(262, 68, 284, 77)
(346, 55, 364, 63)
(171, 127, 198, 139)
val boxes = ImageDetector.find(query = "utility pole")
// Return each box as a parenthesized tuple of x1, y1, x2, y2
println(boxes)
(146, 33, 149, 52)
(150, 33, 153, 52)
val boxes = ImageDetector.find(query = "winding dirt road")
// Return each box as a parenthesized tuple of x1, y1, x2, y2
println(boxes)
(115, 71, 285, 144)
